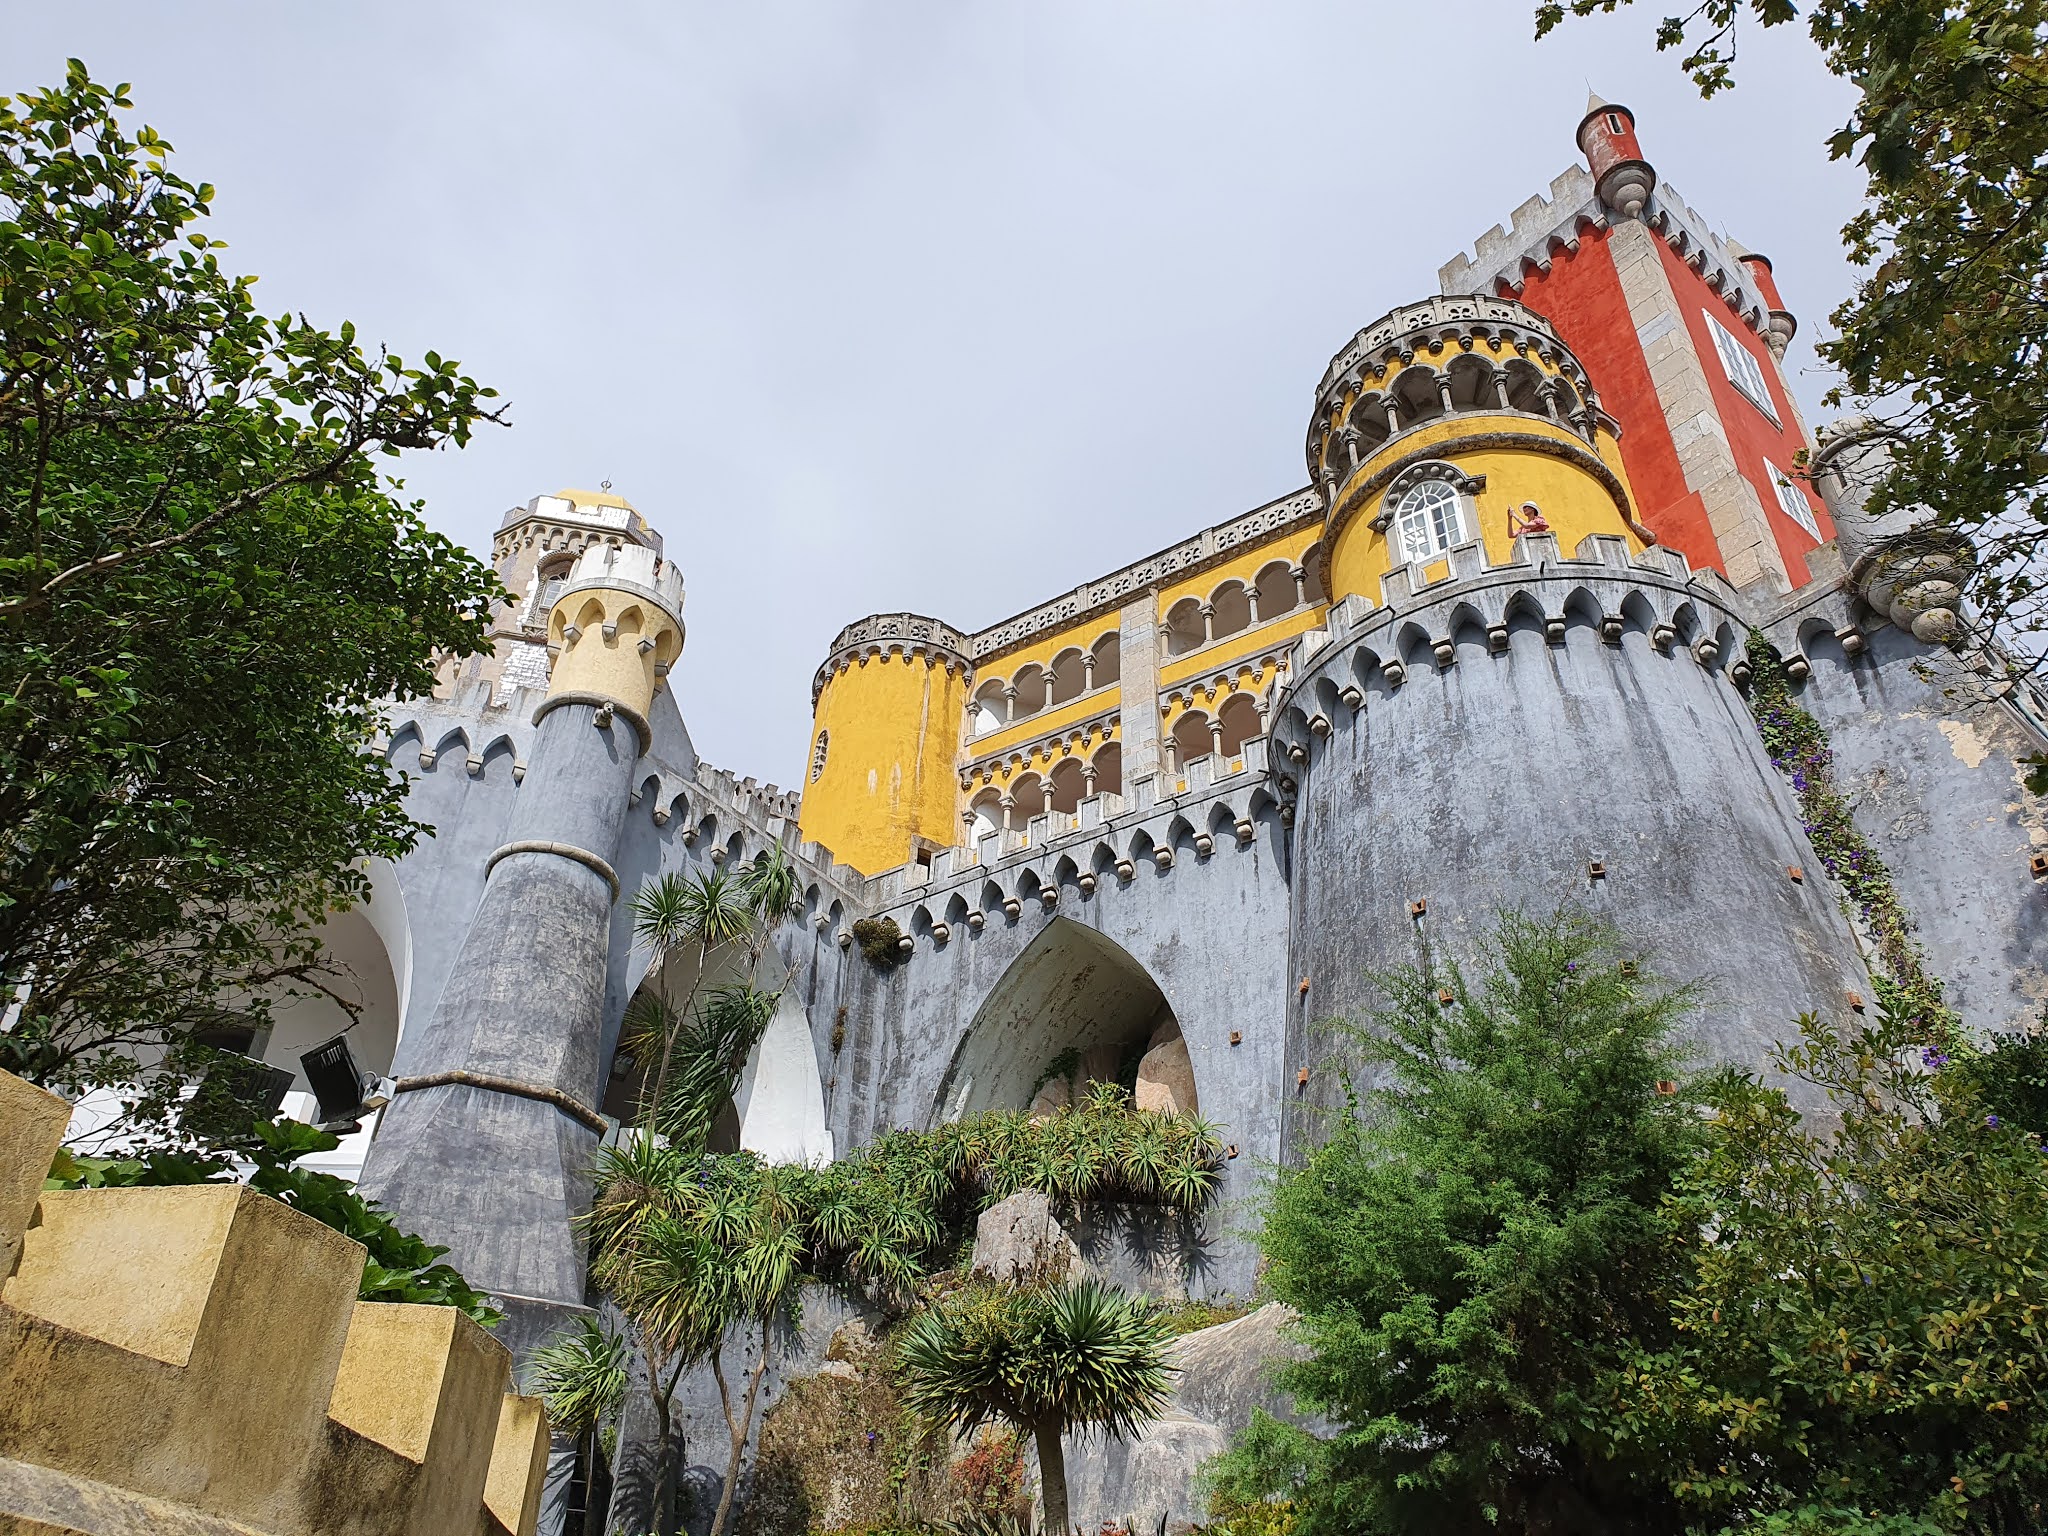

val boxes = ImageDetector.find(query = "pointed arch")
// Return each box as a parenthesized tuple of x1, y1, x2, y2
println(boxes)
(933, 918, 1190, 1121)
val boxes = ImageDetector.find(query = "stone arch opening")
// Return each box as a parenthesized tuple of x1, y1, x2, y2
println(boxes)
(934, 918, 1196, 1122)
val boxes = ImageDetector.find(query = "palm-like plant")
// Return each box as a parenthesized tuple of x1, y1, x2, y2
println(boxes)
(897, 1280, 1176, 1535)
(525, 1317, 631, 1536)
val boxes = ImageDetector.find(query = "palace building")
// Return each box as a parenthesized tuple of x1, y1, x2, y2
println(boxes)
(222, 99, 2048, 1529)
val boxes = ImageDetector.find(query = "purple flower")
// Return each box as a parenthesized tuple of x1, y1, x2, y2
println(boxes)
(1921, 1048, 1950, 1068)
(1987, 1114, 2002, 1128)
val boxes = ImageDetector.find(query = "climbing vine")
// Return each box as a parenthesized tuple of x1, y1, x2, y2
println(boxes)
(1743, 632, 1962, 1050)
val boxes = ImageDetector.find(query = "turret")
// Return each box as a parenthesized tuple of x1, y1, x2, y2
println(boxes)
(801, 613, 975, 876)
(360, 519, 687, 1359)
(1732, 248, 1799, 359)
(1576, 95, 1655, 219)
(1306, 295, 1647, 605)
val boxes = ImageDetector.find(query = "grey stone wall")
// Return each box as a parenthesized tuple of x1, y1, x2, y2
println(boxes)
(1273, 534, 1871, 1149)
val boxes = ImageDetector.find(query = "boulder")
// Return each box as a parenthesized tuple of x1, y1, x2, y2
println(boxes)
(1065, 1303, 1315, 1533)
(1060, 1413, 1229, 1536)
(970, 1189, 1082, 1286)
(1135, 1033, 1198, 1116)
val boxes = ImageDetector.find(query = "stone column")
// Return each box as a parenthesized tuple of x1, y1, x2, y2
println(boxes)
(1082, 653, 1095, 692)
(359, 543, 684, 1360)
(1118, 594, 1163, 783)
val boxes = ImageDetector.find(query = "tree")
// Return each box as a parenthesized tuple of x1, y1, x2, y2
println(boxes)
(897, 1278, 1177, 1535)
(526, 1317, 631, 1536)
(1207, 908, 1704, 1535)
(580, 850, 798, 1536)
(1534, 0, 2048, 683)
(1610, 1009, 2048, 1534)
(0, 62, 504, 1137)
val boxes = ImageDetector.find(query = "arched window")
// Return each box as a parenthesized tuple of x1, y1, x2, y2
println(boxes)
(1394, 479, 1468, 564)
(809, 730, 829, 782)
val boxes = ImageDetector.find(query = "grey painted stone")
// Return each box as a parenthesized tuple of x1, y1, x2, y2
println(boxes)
(1065, 1303, 1314, 1534)
(971, 1190, 1082, 1287)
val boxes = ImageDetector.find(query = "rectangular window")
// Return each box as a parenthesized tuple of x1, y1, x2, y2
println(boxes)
(1766, 460, 1821, 539)
(1706, 312, 1780, 425)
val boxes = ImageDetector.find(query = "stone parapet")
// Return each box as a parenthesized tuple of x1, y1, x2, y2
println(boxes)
(0, 1069, 546, 1536)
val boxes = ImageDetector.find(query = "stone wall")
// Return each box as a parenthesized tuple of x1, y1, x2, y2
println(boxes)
(0, 1069, 547, 1536)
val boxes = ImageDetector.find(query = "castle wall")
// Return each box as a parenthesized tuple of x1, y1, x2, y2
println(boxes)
(1773, 616, 2048, 1035)
(826, 772, 1297, 1299)
(1276, 538, 1872, 1152)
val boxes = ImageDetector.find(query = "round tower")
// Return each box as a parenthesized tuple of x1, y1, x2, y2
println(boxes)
(1307, 295, 1648, 606)
(1576, 94, 1656, 220)
(360, 540, 685, 1354)
(801, 613, 975, 876)
(1278, 298, 1870, 1155)
(1733, 249, 1799, 359)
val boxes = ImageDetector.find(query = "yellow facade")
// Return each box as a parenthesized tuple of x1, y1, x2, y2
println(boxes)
(803, 299, 1642, 874)
(804, 650, 972, 876)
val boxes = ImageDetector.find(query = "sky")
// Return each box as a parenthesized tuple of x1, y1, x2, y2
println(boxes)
(6, 3, 1865, 788)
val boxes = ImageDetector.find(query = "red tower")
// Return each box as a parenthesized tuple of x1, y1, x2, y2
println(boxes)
(1439, 94, 1831, 592)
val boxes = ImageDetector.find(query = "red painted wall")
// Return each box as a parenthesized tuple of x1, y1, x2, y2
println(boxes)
(1655, 239, 1834, 583)
(1508, 228, 1724, 574)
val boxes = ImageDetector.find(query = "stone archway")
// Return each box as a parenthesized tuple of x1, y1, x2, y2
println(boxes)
(935, 918, 1197, 1122)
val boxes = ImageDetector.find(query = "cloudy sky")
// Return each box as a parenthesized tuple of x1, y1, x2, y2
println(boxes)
(8, 3, 1863, 787)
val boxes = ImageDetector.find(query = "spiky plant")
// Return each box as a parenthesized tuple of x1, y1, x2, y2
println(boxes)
(525, 1316, 631, 1536)
(897, 1280, 1176, 1535)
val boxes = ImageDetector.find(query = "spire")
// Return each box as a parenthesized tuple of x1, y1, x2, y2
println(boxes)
(1586, 88, 1610, 113)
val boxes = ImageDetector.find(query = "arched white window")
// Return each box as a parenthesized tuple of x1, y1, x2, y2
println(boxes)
(1394, 479, 1468, 563)
(809, 730, 829, 782)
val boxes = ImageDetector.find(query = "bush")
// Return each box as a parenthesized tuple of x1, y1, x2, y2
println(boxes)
(853, 918, 906, 966)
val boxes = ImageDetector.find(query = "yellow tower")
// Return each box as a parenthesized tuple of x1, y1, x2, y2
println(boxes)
(1308, 296, 1651, 602)
(542, 541, 686, 742)
(801, 614, 975, 877)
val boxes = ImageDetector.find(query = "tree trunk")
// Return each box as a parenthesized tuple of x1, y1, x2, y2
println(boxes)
(1034, 1422, 1070, 1536)
(651, 1392, 674, 1536)
(709, 1320, 772, 1536)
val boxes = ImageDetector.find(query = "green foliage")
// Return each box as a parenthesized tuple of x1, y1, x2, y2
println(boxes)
(526, 1316, 631, 1436)
(1210, 908, 1703, 1534)
(897, 1279, 1175, 1534)
(0, 62, 503, 1142)
(1612, 1007, 2048, 1533)
(896, 1279, 1176, 1443)
(853, 917, 906, 966)
(1746, 634, 1961, 1048)
(1947, 1024, 2048, 1135)
(1533, 0, 2048, 679)
(45, 1117, 500, 1325)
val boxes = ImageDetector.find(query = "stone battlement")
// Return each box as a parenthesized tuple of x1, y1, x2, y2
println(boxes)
(0, 1069, 548, 1536)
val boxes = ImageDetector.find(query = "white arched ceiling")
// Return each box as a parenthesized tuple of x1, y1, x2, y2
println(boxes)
(735, 984, 833, 1164)
(936, 917, 1182, 1121)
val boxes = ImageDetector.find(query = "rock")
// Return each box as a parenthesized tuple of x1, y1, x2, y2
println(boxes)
(1028, 1073, 1073, 1118)
(815, 1358, 859, 1381)
(825, 1318, 873, 1363)
(1064, 1302, 1319, 1534)
(1060, 1413, 1229, 1536)
(1135, 1033, 1198, 1116)
(971, 1189, 1081, 1286)
(1162, 1303, 1311, 1429)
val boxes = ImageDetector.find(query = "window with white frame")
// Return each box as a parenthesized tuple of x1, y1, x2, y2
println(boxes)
(1706, 312, 1780, 425)
(1393, 478, 1469, 564)
(1766, 460, 1821, 539)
